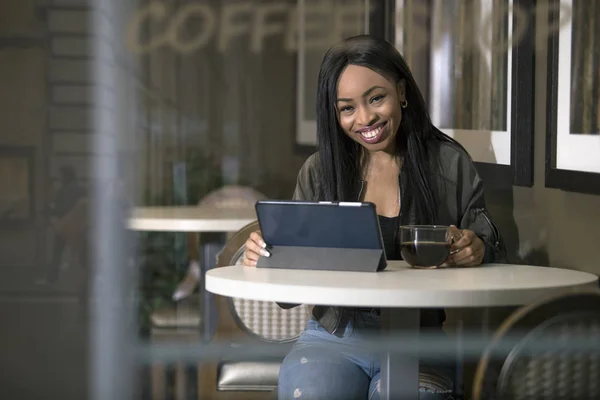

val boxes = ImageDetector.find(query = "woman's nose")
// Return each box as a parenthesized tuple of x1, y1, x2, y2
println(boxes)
(356, 107, 376, 126)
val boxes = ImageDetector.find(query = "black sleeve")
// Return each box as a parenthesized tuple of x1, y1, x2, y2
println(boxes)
(457, 154, 507, 263)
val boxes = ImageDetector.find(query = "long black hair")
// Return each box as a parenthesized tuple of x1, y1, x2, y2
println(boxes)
(316, 35, 455, 224)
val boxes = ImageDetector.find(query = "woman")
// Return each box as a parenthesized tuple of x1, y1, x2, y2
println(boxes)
(243, 35, 506, 400)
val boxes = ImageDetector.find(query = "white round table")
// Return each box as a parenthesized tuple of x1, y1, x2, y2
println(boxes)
(206, 261, 598, 399)
(206, 261, 597, 307)
(127, 206, 256, 232)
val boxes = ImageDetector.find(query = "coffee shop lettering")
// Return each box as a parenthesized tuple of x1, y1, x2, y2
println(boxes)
(125, 0, 370, 54)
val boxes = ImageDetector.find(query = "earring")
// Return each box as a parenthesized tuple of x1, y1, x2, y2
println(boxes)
(401, 99, 408, 108)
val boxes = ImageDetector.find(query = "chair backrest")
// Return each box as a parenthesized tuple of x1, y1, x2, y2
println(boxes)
(472, 292, 600, 400)
(216, 221, 309, 343)
(198, 185, 266, 209)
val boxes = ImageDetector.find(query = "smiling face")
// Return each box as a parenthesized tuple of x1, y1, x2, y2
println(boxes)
(336, 65, 405, 153)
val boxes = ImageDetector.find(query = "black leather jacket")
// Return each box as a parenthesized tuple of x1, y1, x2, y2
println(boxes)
(279, 139, 507, 335)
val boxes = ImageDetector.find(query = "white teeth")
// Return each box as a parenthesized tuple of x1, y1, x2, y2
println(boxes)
(360, 125, 383, 139)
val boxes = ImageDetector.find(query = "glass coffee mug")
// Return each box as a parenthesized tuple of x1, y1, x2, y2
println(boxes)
(399, 225, 459, 269)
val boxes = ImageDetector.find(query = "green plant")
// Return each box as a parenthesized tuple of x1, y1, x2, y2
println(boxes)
(137, 150, 224, 336)
(137, 230, 185, 335)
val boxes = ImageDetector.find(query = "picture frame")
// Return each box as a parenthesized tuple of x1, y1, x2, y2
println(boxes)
(397, 0, 535, 188)
(545, 0, 600, 194)
(294, 0, 388, 151)
(0, 146, 35, 223)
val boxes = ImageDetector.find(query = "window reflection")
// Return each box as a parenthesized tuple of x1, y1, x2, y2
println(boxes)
(432, 0, 509, 132)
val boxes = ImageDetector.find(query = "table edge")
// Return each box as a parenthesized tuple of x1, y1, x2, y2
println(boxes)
(205, 265, 599, 308)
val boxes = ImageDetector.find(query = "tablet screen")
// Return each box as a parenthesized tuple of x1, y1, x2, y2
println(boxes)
(255, 201, 383, 250)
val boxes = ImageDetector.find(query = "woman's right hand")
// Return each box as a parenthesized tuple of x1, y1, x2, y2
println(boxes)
(242, 231, 271, 266)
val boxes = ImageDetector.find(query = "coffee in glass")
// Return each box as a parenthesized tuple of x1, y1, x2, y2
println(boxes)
(399, 225, 453, 269)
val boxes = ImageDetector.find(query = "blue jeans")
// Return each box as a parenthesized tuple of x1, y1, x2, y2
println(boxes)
(278, 312, 454, 400)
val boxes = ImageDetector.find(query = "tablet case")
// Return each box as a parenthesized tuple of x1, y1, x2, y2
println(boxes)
(257, 245, 385, 272)
(255, 200, 386, 272)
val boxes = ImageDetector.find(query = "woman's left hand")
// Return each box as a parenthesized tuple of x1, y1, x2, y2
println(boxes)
(447, 226, 485, 267)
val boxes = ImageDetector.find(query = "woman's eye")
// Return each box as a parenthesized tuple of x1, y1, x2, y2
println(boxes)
(370, 95, 385, 103)
(340, 106, 354, 113)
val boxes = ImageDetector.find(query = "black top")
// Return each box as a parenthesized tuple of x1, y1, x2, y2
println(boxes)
(378, 215, 400, 260)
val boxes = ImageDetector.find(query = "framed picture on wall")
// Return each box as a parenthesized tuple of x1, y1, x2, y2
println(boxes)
(295, 0, 391, 150)
(545, 0, 600, 194)
(397, 0, 536, 187)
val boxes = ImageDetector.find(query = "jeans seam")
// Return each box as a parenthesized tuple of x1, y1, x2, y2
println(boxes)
(368, 380, 379, 400)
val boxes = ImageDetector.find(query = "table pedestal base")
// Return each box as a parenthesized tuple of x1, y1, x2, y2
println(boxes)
(198, 234, 226, 341)
(380, 308, 420, 400)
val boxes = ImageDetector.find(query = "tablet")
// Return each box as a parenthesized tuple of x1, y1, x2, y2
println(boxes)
(254, 200, 387, 272)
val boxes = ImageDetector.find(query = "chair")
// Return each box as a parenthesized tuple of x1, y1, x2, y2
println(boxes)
(472, 292, 600, 400)
(197, 220, 310, 399)
(149, 186, 266, 400)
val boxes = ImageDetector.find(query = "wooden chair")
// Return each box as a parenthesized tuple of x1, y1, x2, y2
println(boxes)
(197, 221, 309, 399)
(472, 292, 600, 400)
(150, 186, 266, 400)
